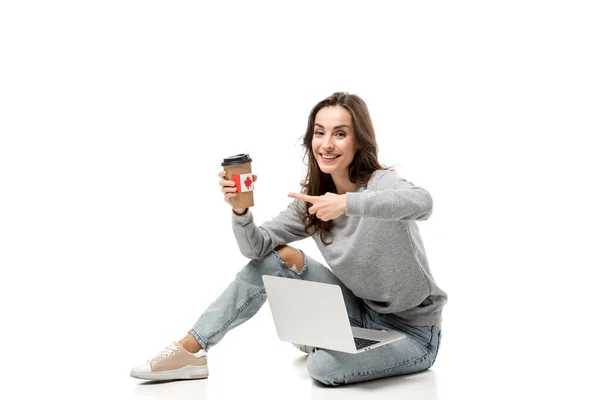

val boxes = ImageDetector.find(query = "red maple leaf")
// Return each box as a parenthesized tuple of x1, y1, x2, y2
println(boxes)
(244, 176, 253, 190)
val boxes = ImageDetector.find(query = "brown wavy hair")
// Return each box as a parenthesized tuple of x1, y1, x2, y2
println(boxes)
(300, 92, 387, 244)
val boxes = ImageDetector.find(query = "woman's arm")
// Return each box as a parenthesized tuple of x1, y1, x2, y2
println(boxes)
(345, 170, 433, 221)
(231, 199, 308, 259)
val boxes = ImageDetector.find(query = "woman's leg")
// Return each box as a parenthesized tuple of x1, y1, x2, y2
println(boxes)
(306, 309, 442, 386)
(187, 246, 366, 351)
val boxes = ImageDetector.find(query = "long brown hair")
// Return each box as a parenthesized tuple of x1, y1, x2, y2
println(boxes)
(300, 92, 387, 244)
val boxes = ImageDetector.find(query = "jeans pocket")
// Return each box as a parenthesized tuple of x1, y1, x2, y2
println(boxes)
(383, 313, 430, 338)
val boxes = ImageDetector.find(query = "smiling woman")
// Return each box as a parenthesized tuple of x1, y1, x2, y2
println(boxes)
(299, 92, 387, 243)
(131, 92, 447, 386)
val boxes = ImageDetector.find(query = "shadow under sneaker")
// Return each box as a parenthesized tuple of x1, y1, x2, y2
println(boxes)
(130, 341, 208, 381)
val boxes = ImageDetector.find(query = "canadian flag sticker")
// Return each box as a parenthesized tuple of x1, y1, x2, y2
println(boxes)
(232, 173, 254, 192)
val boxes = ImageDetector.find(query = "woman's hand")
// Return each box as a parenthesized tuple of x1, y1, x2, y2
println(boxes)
(218, 170, 257, 214)
(287, 192, 346, 221)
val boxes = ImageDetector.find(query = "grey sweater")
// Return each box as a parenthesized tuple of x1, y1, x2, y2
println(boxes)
(231, 169, 448, 326)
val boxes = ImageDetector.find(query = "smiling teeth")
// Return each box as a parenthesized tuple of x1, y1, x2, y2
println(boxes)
(322, 155, 339, 159)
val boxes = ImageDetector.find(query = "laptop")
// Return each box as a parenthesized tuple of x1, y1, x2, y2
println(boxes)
(262, 275, 405, 354)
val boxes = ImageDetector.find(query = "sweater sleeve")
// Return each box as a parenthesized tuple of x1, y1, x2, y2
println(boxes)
(231, 199, 309, 259)
(345, 170, 433, 221)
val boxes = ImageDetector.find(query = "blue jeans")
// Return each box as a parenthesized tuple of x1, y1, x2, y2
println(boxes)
(189, 251, 442, 386)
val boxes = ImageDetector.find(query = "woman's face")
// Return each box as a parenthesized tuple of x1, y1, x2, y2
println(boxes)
(312, 106, 357, 176)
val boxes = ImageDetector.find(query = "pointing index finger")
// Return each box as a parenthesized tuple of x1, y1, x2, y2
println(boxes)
(288, 192, 317, 203)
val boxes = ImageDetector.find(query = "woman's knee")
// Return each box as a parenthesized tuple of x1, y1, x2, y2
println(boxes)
(240, 246, 306, 280)
(274, 245, 306, 274)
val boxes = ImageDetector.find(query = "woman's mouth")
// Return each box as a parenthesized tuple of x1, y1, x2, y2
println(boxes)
(320, 153, 340, 163)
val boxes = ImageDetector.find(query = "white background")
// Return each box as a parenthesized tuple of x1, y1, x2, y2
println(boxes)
(1, 1, 599, 399)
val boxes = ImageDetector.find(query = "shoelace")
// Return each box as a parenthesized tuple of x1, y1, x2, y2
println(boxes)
(149, 343, 180, 362)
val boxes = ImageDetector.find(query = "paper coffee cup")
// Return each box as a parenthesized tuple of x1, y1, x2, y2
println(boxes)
(222, 153, 254, 209)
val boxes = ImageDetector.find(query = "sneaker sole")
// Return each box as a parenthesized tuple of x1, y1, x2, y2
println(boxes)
(131, 365, 209, 381)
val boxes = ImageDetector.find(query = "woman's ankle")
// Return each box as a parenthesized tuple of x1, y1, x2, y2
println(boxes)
(179, 333, 202, 353)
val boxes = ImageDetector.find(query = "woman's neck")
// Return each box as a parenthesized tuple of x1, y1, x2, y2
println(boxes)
(331, 172, 357, 195)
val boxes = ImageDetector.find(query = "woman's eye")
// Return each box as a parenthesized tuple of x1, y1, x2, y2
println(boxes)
(314, 131, 324, 136)
(336, 131, 346, 137)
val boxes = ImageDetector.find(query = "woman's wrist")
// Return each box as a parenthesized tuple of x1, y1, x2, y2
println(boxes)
(233, 208, 248, 215)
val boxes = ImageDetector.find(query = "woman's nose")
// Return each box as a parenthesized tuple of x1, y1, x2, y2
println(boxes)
(323, 136, 335, 150)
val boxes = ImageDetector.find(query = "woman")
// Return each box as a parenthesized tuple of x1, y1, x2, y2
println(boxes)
(130, 92, 448, 386)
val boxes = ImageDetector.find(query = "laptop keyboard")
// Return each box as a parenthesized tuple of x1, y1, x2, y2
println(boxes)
(354, 337, 380, 350)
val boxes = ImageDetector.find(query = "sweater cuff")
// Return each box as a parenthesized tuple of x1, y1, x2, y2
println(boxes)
(345, 192, 362, 216)
(232, 209, 253, 226)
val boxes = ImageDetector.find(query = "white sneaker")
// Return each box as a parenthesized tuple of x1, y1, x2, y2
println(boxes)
(130, 342, 208, 381)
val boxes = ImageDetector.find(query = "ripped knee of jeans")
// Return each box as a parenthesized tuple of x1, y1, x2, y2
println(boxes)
(273, 245, 307, 275)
